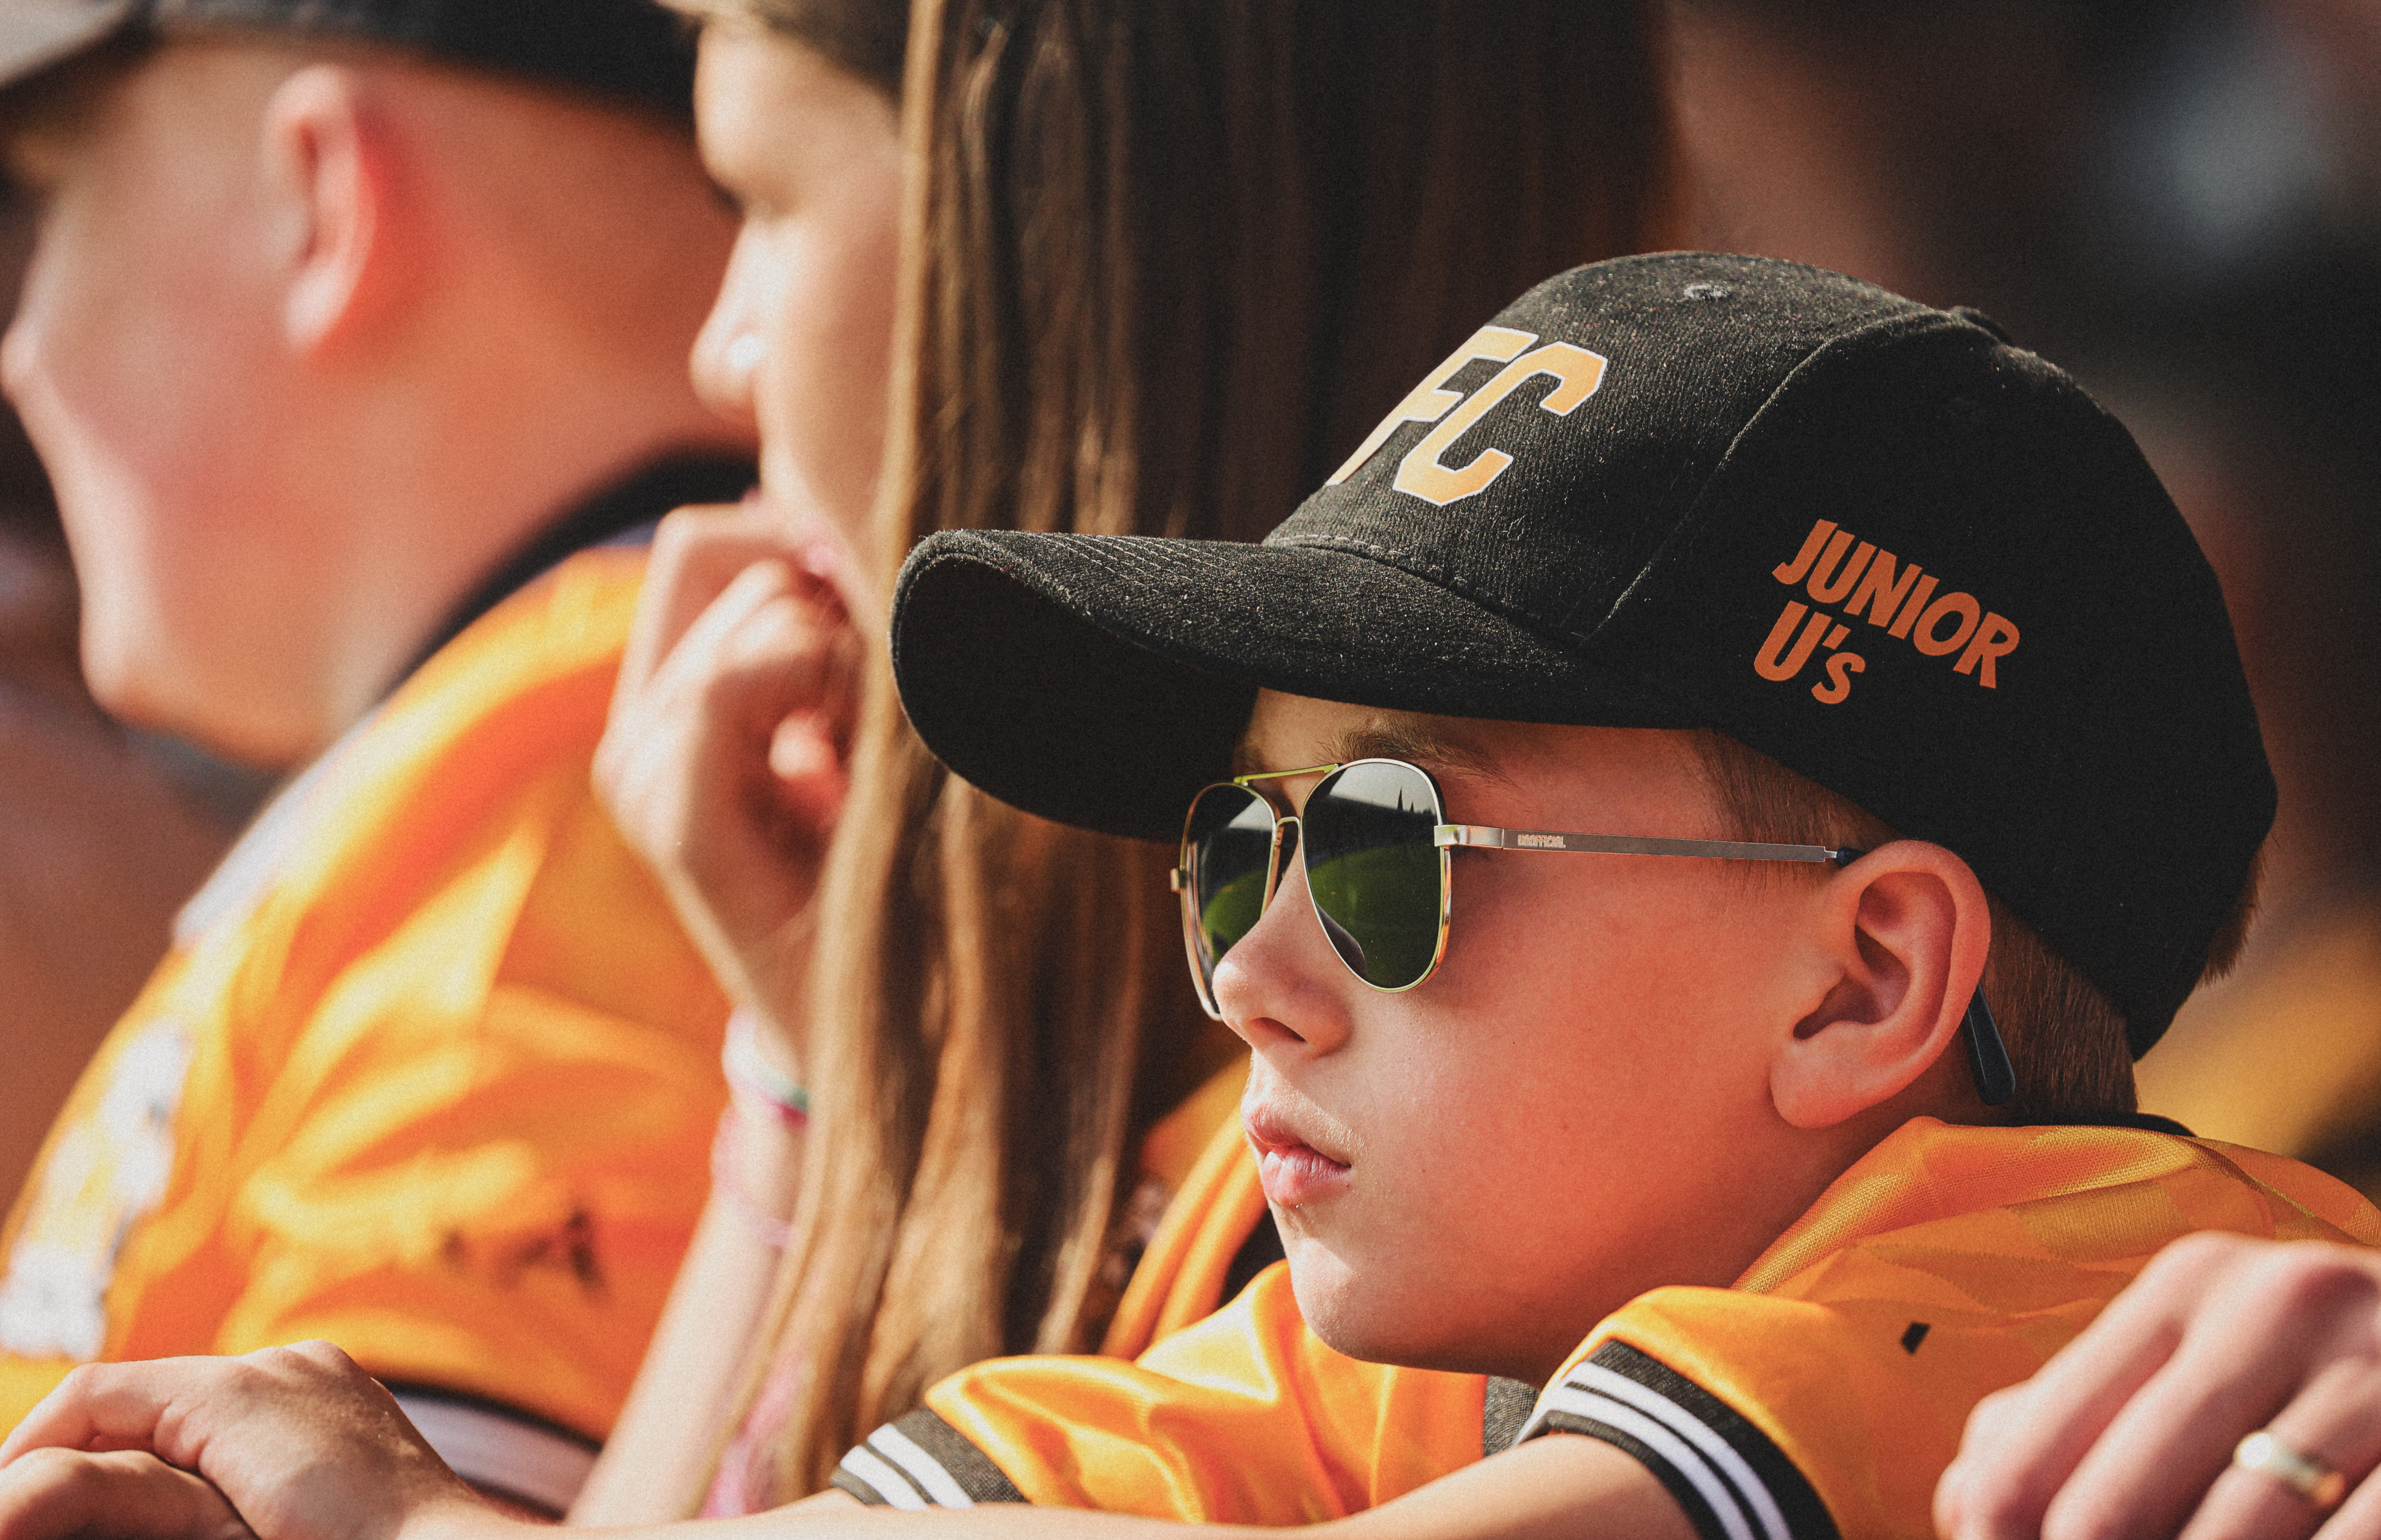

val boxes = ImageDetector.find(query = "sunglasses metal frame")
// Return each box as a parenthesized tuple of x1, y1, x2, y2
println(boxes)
(1171, 758, 1857, 1009)
(1171, 762, 1449, 1016)
(1171, 756, 2016, 1107)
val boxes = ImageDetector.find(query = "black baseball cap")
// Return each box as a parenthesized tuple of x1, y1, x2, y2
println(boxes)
(888, 253, 2273, 1054)
(0, 0, 697, 120)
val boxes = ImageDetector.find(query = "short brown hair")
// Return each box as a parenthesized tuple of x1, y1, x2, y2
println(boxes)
(1690, 731, 2259, 1124)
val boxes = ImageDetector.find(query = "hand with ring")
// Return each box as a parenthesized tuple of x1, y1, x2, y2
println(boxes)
(1935, 1231, 2381, 1539)
(2236, 1431, 2349, 1515)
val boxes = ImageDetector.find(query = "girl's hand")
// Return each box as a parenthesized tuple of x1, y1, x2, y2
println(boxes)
(1936, 1232, 2381, 1540)
(0, 1342, 507, 1540)
(595, 500, 862, 1063)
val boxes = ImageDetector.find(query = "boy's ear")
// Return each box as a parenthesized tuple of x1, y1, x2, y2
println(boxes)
(1770, 840, 1991, 1130)
(262, 65, 408, 353)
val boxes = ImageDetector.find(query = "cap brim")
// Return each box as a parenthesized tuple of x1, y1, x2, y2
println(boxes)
(890, 529, 1691, 842)
(0, 0, 137, 93)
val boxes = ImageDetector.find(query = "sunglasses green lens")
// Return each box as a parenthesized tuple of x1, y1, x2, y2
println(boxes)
(1302, 762, 1445, 989)
(1185, 784, 1278, 995)
(1183, 761, 1448, 1000)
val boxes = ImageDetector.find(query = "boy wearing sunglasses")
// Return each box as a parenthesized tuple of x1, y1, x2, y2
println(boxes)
(834, 251, 2381, 1536)
(0, 255, 2370, 1540)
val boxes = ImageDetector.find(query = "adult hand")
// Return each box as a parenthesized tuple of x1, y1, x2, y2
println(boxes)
(595, 500, 862, 1063)
(1936, 1232, 2381, 1540)
(0, 1449, 252, 1540)
(0, 1343, 507, 1540)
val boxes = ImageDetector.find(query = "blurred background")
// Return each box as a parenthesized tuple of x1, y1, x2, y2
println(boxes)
(0, 0, 2374, 1196)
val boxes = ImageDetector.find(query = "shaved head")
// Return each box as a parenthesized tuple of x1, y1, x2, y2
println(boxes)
(3, 35, 745, 760)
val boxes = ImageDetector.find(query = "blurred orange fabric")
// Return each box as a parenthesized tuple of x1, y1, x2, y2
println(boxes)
(0, 547, 728, 1441)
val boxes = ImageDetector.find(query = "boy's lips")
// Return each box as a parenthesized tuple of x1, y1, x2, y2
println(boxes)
(1244, 1102, 1352, 1209)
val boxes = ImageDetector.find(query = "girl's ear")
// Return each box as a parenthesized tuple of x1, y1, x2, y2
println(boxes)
(1770, 841, 1992, 1130)
(263, 65, 408, 353)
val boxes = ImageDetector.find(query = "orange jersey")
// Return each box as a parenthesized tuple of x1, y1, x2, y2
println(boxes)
(833, 1118, 2380, 1538)
(1099, 1055, 1270, 1360)
(698, 1058, 1255, 1516)
(0, 547, 728, 1507)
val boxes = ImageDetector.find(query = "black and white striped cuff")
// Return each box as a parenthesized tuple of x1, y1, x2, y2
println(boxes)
(832, 1408, 1027, 1509)
(1517, 1342, 1838, 1540)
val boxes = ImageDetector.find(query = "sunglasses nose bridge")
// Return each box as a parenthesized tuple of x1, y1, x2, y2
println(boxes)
(1264, 815, 1303, 910)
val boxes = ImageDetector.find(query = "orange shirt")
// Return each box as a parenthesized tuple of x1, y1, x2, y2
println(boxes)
(697, 1058, 1256, 1516)
(1100, 1054, 1268, 1359)
(832, 1118, 2380, 1537)
(0, 548, 727, 1508)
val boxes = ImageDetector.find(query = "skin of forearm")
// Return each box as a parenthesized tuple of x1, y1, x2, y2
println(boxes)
(570, 1110, 806, 1522)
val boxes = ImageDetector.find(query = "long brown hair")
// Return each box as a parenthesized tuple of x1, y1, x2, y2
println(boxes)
(743, 0, 1671, 1501)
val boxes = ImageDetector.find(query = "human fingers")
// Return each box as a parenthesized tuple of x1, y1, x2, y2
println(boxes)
(1935, 1388, 2031, 1538)
(645, 559, 854, 874)
(768, 712, 852, 834)
(615, 502, 823, 705)
(598, 557, 822, 826)
(2, 1345, 369, 1470)
(2315, 1451, 2381, 1540)
(633, 556, 847, 737)
(595, 557, 859, 1022)
(676, 556, 854, 735)
(679, 590, 855, 877)
(2169, 1349, 2381, 1540)
(2040, 1242, 2381, 1540)
(601, 558, 851, 847)
(1936, 1231, 2234, 1539)
(763, 599, 863, 828)
(0, 1448, 252, 1540)
(3, 1344, 484, 1540)
(0, 1358, 189, 1464)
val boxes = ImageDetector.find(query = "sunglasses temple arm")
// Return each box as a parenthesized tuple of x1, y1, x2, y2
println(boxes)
(1411, 829, 2011, 1101)
(1440, 825, 1855, 864)
(1964, 988, 2017, 1107)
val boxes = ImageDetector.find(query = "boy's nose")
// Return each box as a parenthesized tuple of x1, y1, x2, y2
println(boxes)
(1212, 843, 1355, 1059)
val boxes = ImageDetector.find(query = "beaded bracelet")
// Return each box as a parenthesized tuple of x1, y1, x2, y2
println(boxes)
(722, 1007, 809, 1123)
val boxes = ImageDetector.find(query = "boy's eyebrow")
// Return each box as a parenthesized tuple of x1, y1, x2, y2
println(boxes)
(1331, 725, 1511, 787)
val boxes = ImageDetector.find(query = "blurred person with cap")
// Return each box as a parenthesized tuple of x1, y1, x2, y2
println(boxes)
(0, 0, 756, 1513)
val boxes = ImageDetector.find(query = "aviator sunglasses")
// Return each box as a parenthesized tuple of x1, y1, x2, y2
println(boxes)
(1171, 757, 2015, 1105)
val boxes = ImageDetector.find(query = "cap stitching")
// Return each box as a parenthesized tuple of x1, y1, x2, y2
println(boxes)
(1270, 533, 1587, 643)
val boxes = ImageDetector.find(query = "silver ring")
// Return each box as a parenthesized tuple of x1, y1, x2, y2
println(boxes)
(2235, 1430, 2347, 1512)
